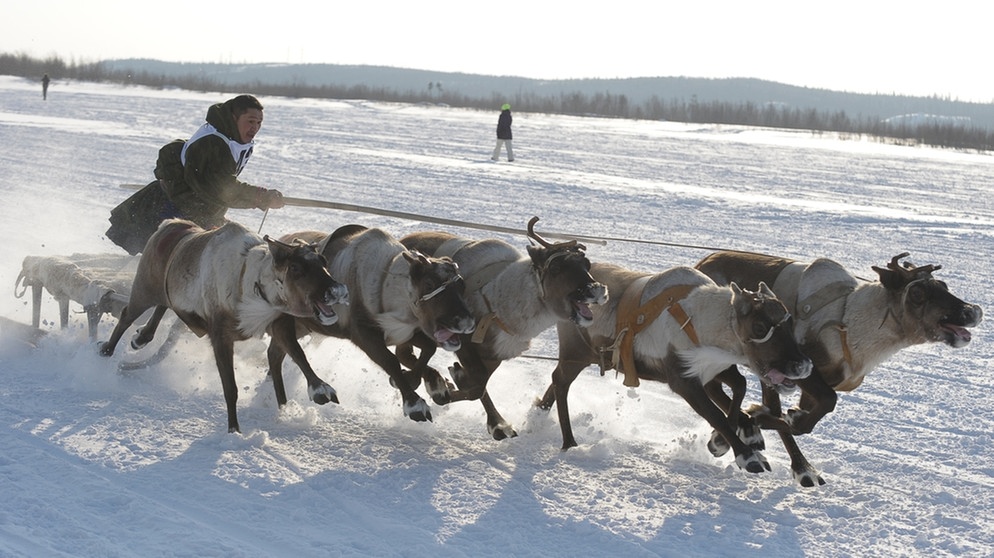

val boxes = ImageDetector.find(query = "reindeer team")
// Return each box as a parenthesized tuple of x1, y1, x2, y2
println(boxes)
(92, 210, 982, 486)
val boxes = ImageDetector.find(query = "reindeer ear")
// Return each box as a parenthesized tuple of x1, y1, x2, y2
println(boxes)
(757, 281, 776, 298)
(729, 282, 751, 316)
(872, 265, 902, 290)
(526, 244, 545, 263)
(402, 250, 429, 266)
(265, 235, 292, 264)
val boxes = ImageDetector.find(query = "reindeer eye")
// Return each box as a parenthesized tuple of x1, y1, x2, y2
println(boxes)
(907, 283, 927, 304)
(752, 321, 771, 337)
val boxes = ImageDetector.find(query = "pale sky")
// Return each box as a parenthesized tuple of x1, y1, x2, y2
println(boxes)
(4, 1, 989, 102)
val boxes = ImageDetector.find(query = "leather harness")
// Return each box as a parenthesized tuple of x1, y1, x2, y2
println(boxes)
(612, 277, 699, 387)
(777, 271, 857, 387)
(434, 238, 514, 343)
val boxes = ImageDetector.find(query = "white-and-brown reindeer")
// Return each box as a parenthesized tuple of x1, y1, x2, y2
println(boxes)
(537, 264, 813, 475)
(265, 224, 477, 422)
(396, 217, 609, 439)
(695, 251, 984, 486)
(100, 219, 349, 433)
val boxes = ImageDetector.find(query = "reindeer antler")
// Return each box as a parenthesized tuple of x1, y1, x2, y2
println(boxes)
(526, 216, 579, 250)
(874, 253, 942, 287)
(886, 252, 911, 270)
(889, 252, 942, 277)
(264, 235, 318, 253)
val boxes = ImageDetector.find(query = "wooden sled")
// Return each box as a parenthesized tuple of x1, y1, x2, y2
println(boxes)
(14, 253, 137, 342)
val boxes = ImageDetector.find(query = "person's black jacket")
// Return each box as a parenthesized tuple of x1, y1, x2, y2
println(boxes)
(496, 110, 512, 140)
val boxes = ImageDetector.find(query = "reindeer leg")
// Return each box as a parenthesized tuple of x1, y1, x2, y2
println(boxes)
(394, 340, 427, 392)
(100, 302, 158, 357)
(269, 314, 338, 407)
(749, 403, 826, 487)
(747, 383, 826, 487)
(787, 374, 838, 435)
(446, 347, 513, 439)
(265, 315, 293, 408)
(209, 321, 241, 434)
(665, 355, 769, 474)
(353, 325, 432, 422)
(548, 358, 588, 449)
(703, 368, 736, 457)
(406, 331, 456, 405)
(540, 324, 598, 449)
(130, 306, 168, 350)
(704, 366, 764, 457)
(480, 389, 516, 440)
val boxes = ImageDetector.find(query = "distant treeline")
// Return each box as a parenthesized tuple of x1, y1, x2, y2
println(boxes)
(5, 53, 993, 152)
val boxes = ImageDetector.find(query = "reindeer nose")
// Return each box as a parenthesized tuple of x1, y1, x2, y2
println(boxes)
(326, 283, 349, 305)
(791, 358, 813, 380)
(965, 304, 983, 326)
(582, 282, 609, 303)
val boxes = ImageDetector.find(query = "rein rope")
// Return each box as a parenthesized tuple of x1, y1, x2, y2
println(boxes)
(277, 195, 777, 254)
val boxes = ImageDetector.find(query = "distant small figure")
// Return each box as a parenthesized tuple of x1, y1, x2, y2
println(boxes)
(491, 103, 514, 162)
(42, 74, 50, 100)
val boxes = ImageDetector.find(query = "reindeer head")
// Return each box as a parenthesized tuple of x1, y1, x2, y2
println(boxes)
(731, 281, 812, 393)
(525, 216, 608, 327)
(872, 253, 982, 347)
(266, 236, 349, 325)
(403, 250, 475, 351)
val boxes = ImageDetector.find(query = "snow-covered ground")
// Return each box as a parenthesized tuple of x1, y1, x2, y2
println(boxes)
(0, 76, 992, 557)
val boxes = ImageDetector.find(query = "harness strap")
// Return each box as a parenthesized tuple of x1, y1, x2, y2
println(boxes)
(435, 238, 519, 344)
(816, 319, 862, 390)
(796, 281, 855, 321)
(613, 278, 698, 387)
(470, 293, 512, 343)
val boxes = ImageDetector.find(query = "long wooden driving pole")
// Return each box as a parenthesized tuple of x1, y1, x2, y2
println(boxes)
(280, 196, 608, 245)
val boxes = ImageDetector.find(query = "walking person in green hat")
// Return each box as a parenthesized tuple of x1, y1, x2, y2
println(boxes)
(490, 103, 514, 162)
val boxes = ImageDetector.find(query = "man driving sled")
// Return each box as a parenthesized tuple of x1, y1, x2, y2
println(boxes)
(106, 94, 285, 255)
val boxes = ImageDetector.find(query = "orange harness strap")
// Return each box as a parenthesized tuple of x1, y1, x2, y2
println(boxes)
(614, 279, 698, 387)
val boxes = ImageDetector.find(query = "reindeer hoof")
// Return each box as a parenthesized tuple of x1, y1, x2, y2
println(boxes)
(129, 328, 151, 350)
(390, 369, 422, 391)
(489, 422, 517, 441)
(707, 430, 731, 457)
(424, 373, 454, 405)
(404, 399, 432, 422)
(794, 468, 826, 487)
(739, 423, 766, 451)
(786, 408, 815, 434)
(736, 450, 771, 474)
(309, 383, 339, 405)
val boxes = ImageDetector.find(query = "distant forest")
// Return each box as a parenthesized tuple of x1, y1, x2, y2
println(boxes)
(5, 52, 993, 152)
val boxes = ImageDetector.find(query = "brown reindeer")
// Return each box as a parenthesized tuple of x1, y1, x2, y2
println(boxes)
(696, 251, 984, 486)
(265, 225, 476, 422)
(100, 219, 349, 433)
(537, 264, 812, 474)
(396, 217, 609, 439)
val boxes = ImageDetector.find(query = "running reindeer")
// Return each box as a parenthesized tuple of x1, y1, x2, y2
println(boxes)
(396, 217, 609, 439)
(695, 251, 983, 486)
(100, 219, 348, 433)
(266, 225, 477, 422)
(537, 263, 812, 474)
